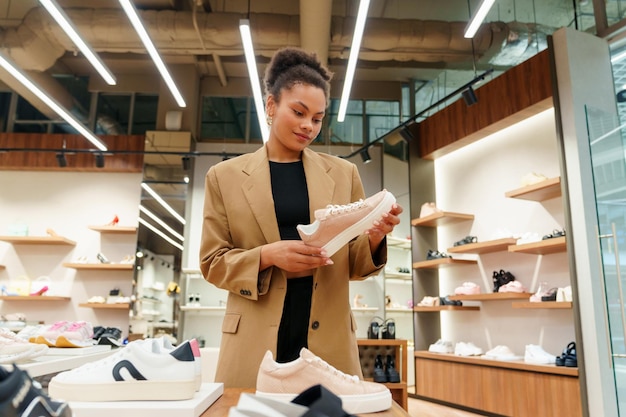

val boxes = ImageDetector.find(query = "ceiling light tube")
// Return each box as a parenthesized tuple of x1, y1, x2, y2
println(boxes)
(140, 183, 186, 225)
(0, 52, 107, 151)
(139, 205, 184, 242)
(464, 0, 496, 38)
(239, 19, 269, 143)
(39, 0, 116, 85)
(119, 0, 186, 107)
(337, 0, 370, 123)
(138, 217, 184, 251)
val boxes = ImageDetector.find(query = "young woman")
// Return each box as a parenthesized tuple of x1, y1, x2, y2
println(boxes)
(199, 47, 403, 388)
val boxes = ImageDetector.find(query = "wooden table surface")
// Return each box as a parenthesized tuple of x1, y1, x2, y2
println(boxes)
(200, 388, 409, 417)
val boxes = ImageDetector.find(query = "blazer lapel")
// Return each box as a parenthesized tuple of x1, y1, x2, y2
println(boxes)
(242, 146, 281, 244)
(302, 148, 336, 222)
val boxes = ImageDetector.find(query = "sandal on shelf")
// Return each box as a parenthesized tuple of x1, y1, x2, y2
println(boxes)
(542, 229, 566, 240)
(453, 235, 478, 247)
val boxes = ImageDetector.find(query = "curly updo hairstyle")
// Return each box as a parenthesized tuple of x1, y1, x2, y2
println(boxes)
(263, 47, 333, 105)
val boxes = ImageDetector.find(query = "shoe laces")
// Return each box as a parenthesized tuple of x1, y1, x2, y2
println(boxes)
(324, 199, 366, 216)
(310, 357, 359, 383)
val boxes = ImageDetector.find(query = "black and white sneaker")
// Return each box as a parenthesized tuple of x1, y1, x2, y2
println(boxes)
(0, 364, 71, 417)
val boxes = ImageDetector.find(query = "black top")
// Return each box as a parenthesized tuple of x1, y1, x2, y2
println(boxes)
(269, 161, 310, 240)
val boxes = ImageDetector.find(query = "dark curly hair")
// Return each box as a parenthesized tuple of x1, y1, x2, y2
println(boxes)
(263, 47, 333, 105)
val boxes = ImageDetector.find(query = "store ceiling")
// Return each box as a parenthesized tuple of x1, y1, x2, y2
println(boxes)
(0, 0, 595, 258)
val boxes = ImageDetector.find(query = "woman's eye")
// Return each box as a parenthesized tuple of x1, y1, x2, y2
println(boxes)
(293, 110, 303, 116)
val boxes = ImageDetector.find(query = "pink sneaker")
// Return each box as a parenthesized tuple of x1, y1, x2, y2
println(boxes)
(55, 321, 95, 348)
(256, 348, 391, 414)
(297, 190, 396, 257)
(498, 281, 526, 293)
(35, 321, 71, 347)
(454, 282, 481, 295)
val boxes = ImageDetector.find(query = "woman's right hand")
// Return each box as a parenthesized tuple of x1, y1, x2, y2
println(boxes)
(260, 240, 333, 273)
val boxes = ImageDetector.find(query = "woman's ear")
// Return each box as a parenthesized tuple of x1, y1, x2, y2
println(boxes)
(265, 94, 275, 118)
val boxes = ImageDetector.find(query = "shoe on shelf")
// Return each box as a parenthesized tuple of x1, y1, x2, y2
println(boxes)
(255, 348, 392, 414)
(541, 287, 558, 302)
(385, 354, 401, 383)
(0, 328, 48, 364)
(520, 172, 549, 187)
(55, 321, 94, 348)
(484, 345, 521, 361)
(453, 235, 477, 246)
(555, 342, 577, 367)
(498, 281, 526, 293)
(373, 354, 387, 383)
(439, 296, 462, 306)
(48, 339, 196, 401)
(556, 285, 573, 302)
(0, 364, 72, 417)
(419, 202, 442, 218)
(454, 282, 481, 295)
(96, 327, 123, 347)
(417, 296, 440, 307)
(454, 342, 483, 357)
(542, 228, 566, 240)
(524, 344, 557, 364)
(297, 190, 396, 257)
(34, 321, 71, 347)
(516, 232, 542, 245)
(428, 339, 454, 354)
(426, 250, 450, 260)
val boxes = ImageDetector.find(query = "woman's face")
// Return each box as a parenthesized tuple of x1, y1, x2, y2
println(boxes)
(266, 83, 326, 158)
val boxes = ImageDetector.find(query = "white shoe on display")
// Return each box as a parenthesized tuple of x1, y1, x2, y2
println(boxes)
(484, 345, 522, 361)
(428, 339, 454, 354)
(524, 344, 557, 364)
(48, 339, 196, 402)
(454, 342, 483, 356)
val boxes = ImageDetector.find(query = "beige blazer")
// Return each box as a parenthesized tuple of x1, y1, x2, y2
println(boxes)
(199, 145, 386, 388)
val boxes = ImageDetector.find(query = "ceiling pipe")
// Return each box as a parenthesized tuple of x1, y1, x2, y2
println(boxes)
(299, 0, 333, 65)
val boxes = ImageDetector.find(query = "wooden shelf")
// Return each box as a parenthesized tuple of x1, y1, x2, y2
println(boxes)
(448, 292, 533, 301)
(88, 225, 138, 234)
(414, 350, 577, 376)
(0, 236, 76, 246)
(0, 295, 70, 301)
(63, 263, 134, 270)
(508, 236, 566, 255)
(512, 301, 572, 309)
(447, 237, 518, 254)
(413, 305, 480, 312)
(413, 258, 477, 269)
(505, 176, 561, 201)
(79, 303, 129, 309)
(411, 212, 474, 227)
(384, 271, 412, 280)
(358, 339, 408, 410)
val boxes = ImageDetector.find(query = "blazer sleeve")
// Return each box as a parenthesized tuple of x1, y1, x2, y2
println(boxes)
(199, 166, 272, 300)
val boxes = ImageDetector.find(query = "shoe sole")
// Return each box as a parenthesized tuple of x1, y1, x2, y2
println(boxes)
(321, 191, 396, 257)
(256, 390, 392, 414)
(48, 379, 196, 401)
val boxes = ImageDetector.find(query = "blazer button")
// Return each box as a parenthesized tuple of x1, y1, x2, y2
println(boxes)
(239, 289, 245, 295)
(311, 321, 320, 330)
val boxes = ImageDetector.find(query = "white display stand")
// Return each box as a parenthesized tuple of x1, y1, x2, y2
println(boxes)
(68, 382, 224, 417)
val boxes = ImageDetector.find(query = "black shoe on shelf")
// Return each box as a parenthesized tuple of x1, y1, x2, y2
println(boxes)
(92, 325, 105, 340)
(373, 354, 387, 383)
(97, 327, 123, 346)
(0, 364, 72, 417)
(385, 354, 401, 383)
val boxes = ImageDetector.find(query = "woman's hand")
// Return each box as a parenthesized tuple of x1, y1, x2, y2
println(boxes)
(260, 240, 333, 273)
(367, 203, 403, 252)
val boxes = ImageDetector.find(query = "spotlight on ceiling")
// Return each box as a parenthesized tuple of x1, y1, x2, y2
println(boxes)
(182, 156, 191, 171)
(360, 148, 372, 164)
(56, 152, 67, 167)
(462, 86, 478, 106)
(95, 153, 105, 168)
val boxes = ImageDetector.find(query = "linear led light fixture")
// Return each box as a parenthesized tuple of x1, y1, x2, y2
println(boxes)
(337, 0, 370, 123)
(140, 183, 186, 225)
(39, 0, 116, 85)
(118, 0, 186, 107)
(239, 19, 269, 143)
(0, 52, 107, 151)
(464, 0, 496, 38)
(139, 205, 184, 242)
(138, 217, 184, 251)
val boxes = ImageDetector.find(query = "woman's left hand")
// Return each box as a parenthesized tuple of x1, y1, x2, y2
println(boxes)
(367, 203, 403, 251)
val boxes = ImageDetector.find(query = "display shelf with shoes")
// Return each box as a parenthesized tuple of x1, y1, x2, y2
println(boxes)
(88, 225, 138, 234)
(357, 338, 408, 410)
(508, 236, 567, 255)
(0, 295, 70, 301)
(387, 235, 412, 249)
(411, 211, 474, 227)
(447, 237, 518, 254)
(412, 257, 477, 269)
(413, 305, 480, 312)
(448, 292, 533, 301)
(504, 176, 561, 201)
(78, 302, 130, 310)
(62, 262, 134, 270)
(512, 301, 573, 309)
